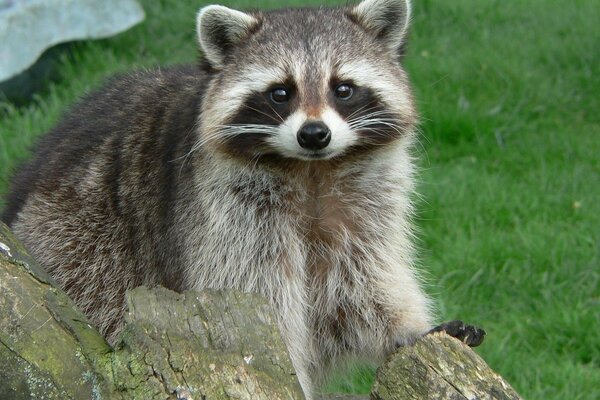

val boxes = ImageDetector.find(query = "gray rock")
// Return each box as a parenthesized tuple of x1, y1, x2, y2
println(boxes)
(0, 0, 145, 81)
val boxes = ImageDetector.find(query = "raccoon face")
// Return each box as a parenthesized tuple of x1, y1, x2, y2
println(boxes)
(197, 0, 417, 161)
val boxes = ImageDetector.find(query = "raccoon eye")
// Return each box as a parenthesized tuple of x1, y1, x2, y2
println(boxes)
(334, 83, 354, 100)
(270, 87, 290, 104)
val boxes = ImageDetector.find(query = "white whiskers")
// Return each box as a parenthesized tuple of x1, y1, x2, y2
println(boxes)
(347, 110, 406, 138)
(190, 123, 279, 154)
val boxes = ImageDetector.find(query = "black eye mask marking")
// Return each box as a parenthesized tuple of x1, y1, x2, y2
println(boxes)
(220, 79, 297, 157)
(330, 84, 404, 147)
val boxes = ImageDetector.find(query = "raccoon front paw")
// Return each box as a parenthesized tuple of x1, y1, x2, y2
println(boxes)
(428, 320, 486, 347)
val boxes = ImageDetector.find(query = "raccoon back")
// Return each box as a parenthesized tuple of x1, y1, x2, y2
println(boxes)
(2, 66, 207, 310)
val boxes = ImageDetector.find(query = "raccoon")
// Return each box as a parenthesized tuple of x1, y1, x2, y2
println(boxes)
(2, 0, 483, 397)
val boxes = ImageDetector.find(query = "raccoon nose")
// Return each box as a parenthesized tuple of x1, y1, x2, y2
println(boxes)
(297, 121, 331, 150)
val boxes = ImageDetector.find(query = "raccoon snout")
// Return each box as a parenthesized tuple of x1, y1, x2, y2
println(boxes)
(297, 121, 331, 150)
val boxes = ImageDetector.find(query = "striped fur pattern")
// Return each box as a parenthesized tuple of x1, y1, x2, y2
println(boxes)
(2, 0, 433, 397)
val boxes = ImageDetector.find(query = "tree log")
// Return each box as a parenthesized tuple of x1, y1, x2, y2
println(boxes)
(371, 334, 521, 400)
(0, 221, 521, 399)
(113, 286, 304, 399)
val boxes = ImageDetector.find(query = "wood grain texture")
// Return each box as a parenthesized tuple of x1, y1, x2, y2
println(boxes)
(372, 333, 522, 400)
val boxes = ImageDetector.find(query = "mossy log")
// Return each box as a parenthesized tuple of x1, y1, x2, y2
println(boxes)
(371, 334, 521, 400)
(0, 221, 521, 399)
(0, 222, 303, 399)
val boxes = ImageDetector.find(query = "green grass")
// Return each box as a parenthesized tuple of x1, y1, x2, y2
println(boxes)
(1, 0, 598, 399)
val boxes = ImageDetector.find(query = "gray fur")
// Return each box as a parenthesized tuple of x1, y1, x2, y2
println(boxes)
(2, 0, 433, 398)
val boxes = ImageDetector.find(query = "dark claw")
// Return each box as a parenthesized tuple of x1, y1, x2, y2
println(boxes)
(428, 320, 486, 347)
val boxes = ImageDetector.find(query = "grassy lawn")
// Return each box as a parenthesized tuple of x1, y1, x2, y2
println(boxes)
(1, 0, 598, 399)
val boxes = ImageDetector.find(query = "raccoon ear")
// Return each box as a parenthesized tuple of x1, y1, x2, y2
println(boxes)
(348, 0, 411, 57)
(197, 5, 261, 68)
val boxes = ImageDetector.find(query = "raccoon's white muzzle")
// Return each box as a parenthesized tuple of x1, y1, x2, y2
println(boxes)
(269, 107, 356, 160)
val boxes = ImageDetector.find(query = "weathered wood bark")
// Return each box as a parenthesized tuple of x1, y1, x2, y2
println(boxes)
(371, 333, 522, 400)
(113, 286, 304, 399)
(0, 221, 521, 399)
(0, 222, 114, 399)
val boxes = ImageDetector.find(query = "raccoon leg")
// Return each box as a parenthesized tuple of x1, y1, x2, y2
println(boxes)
(271, 286, 317, 399)
(376, 272, 435, 350)
(428, 320, 486, 347)
(281, 323, 316, 400)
